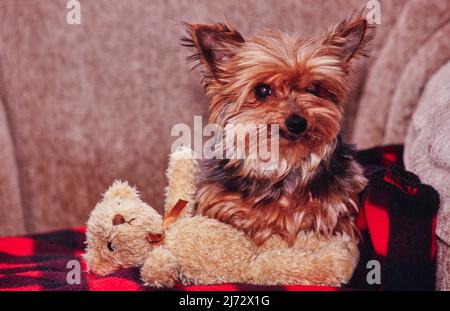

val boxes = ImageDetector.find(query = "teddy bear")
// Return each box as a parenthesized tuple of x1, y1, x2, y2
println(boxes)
(83, 147, 199, 276)
(140, 216, 358, 287)
(83, 180, 163, 276)
(84, 147, 359, 287)
(84, 179, 259, 286)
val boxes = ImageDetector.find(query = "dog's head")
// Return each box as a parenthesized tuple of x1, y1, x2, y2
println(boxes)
(183, 18, 372, 176)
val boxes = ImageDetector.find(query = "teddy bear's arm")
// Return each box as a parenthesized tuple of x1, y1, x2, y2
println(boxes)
(140, 246, 179, 288)
(249, 237, 359, 286)
(164, 147, 198, 217)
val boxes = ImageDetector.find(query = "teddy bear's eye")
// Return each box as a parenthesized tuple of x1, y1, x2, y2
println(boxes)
(107, 241, 115, 252)
(147, 233, 164, 244)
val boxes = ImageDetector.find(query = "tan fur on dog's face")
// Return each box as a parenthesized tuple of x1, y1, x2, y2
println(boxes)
(183, 18, 371, 175)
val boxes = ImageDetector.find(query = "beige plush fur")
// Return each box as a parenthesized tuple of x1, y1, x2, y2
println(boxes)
(84, 181, 162, 275)
(164, 146, 199, 217)
(141, 215, 358, 287)
(85, 148, 359, 287)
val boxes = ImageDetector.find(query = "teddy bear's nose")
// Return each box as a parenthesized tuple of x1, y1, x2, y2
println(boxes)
(112, 214, 126, 225)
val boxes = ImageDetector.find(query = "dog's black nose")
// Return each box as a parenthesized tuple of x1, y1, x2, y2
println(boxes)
(285, 114, 307, 135)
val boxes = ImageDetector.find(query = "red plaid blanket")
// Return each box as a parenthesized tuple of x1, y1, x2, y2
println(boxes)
(0, 226, 336, 291)
(0, 145, 439, 291)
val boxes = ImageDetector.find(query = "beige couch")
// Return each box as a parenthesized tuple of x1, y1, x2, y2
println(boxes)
(0, 0, 449, 288)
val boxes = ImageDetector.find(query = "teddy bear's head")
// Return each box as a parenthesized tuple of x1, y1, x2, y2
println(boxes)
(84, 180, 163, 276)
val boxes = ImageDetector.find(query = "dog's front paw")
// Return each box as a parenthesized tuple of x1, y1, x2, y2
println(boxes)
(140, 247, 178, 288)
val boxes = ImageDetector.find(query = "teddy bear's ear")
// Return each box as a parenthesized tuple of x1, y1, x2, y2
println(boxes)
(103, 180, 140, 200)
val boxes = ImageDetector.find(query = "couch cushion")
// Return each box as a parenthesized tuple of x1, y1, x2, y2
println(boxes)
(353, 0, 450, 148)
(0, 0, 375, 234)
(384, 21, 450, 145)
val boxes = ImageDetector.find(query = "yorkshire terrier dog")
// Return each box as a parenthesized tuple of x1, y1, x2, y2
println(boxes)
(182, 17, 371, 272)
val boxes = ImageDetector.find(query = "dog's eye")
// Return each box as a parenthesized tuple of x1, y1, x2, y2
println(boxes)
(305, 83, 321, 97)
(254, 84, 272, 100)
(107, 241, 115, 252)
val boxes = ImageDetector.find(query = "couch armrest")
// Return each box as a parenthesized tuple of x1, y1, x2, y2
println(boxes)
(404, 61, 450, 289)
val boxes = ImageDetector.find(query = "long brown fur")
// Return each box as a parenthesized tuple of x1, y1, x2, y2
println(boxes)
(183, 18, 372, 246)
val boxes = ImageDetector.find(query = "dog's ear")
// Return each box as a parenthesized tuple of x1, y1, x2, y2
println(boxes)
(182, 22, 245, 75)
(324, 18, 373, 63)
